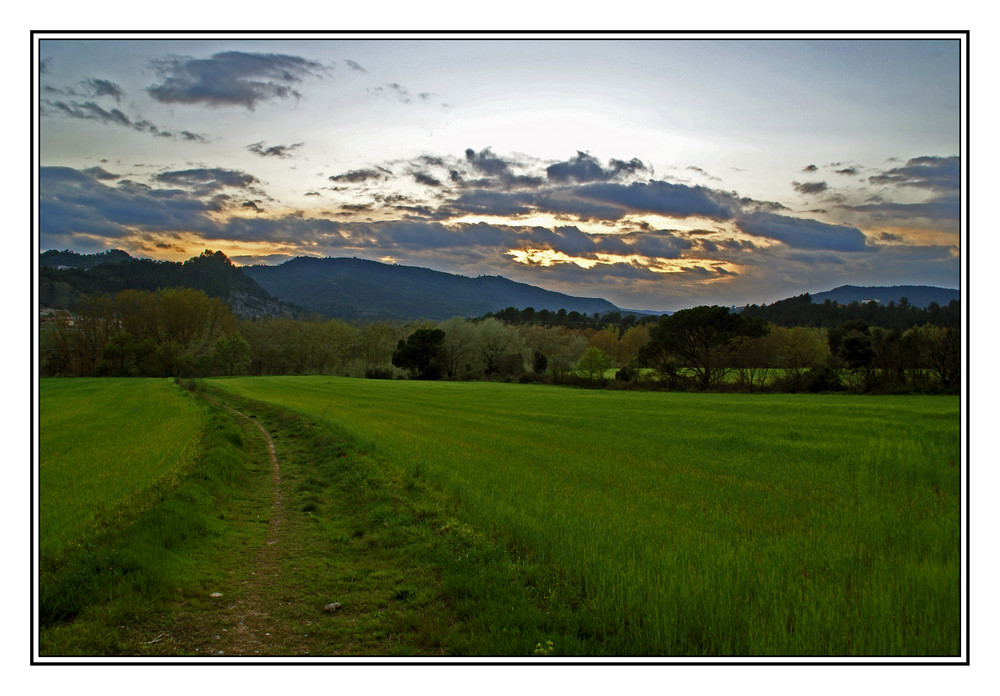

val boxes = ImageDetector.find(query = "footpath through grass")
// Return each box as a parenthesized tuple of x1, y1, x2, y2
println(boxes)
(39, 380, 594, 657)
(209, 376, 962, 657)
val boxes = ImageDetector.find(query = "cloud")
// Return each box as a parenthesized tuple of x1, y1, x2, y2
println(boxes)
(154, 168, 259, 196)
(802, 164, 818, 173)
(247, 141, 303, 158)
(40, 166, 224, 243)
(465, 147, 514, 178)
(845, 193, 960, 222)
(867, 155, 960, 192)
(835, 167, 859, 176)
(737, 212, 869, 251)
(344, 59, 366, 72)
(545, 151, 648, 183)
(46, 100, 131, 127)
(43, 99, 208, 141)
(685, 166, 721, 182)
(792, 181, 829, 195)
(82, 166, 121, 180)
(82, 78, 124, 103)
(414, 172, 442, 187)
(573, 180, 734, 220)
(329, 168, 389, 184)
(447, 190, 535, 217)
(147, 51, 324, 109)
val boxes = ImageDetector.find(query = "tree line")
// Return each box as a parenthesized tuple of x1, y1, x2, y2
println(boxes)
(740, 293, 960, 331)
(41, 288, 960, 393)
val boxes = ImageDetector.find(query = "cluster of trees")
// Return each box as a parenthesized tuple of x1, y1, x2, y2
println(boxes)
(41, 288, 249, 378)
(42, 287, 960, 393)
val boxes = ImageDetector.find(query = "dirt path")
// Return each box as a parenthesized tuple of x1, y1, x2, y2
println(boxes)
(207, 405, 285, 656)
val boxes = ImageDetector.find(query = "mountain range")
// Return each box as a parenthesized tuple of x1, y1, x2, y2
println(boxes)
(39, 249, 959, 320)
(242, 256, 618, 321)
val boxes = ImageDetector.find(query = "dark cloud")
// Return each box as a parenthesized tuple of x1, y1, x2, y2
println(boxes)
(454, 148, 543, 189)
(447, 190, 535, 217)
(40, 166, 223, 242)
(845, 193, 960, 222)
(867, 155, 960, 192)
(802, 164, 819, 173)
(835, 167, 859, 176)
(573, 181, 734, 220)
(792, 181, 829, 195)
(82, 78, 124, 103)
(247, 141, 303, 158)
(328, 168, 389, 184)
(465, 147, 513, 178)
(545, 151, 649, 183)
(527, 190, 627, 220)
(685, 166, 721, 181)
(147, 51, 324, 109)
(43, 99, 208, 141)
(154, 168, 259, 195)
(414, 172, 442, 187)
(620, 231, 694, 258)
(82, 166, 120, 180)
(47, 100, 131, 127)
(344, 60, 366, 72)
(737, 212, 869, 252)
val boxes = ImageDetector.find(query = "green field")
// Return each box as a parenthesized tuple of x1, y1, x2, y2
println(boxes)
(39, 378, 206, 559)
(209, 376, 962, 656)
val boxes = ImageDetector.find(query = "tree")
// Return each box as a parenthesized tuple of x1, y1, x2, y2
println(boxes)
(437, 317, 479, 379)
(828, 320, 875, 390)
(475, 318, 524, 377)
(577, 346, 612, 382)
(639, 306, 768, 389)
(215, 332, 251, 376)
(532, 350, 548, 375)
(392, 328, 446, 379)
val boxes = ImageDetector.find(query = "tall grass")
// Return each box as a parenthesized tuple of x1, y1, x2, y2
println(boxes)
(40, 378, 206, 560)
(210, 376, 961, 656)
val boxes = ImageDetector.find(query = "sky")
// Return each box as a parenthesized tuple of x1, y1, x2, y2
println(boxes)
(36, 33, 964, 311)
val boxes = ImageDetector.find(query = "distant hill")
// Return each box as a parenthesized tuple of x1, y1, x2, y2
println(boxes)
(39, 249, 290, 318)
(810, 285, 959, 309)
(40, 248, 133, 270)
(243, 256, 621, 321)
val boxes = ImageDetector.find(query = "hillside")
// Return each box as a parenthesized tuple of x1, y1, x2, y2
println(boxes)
(39, 249, 290, 318)
(243, 256, 620, 320)
(810, 284, 959, 308)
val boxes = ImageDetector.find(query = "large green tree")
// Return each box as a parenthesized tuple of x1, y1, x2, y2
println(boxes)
(392, 328, 446, 379)
(639, 305, 768, 389)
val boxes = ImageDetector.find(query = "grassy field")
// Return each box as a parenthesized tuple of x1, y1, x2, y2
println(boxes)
(39, 378, 206, 560)
(209, 376, 962, 656)
(38, 380, 601, 656)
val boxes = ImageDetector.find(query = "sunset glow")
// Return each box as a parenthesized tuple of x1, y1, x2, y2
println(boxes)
(36, 32, 963, 311)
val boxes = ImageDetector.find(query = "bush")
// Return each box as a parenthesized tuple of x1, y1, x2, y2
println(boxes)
(805, 366, 841, 392)
(615, 366, 636, 382)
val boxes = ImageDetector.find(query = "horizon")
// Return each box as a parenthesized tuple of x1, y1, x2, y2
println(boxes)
(37, 32, 963, 312)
